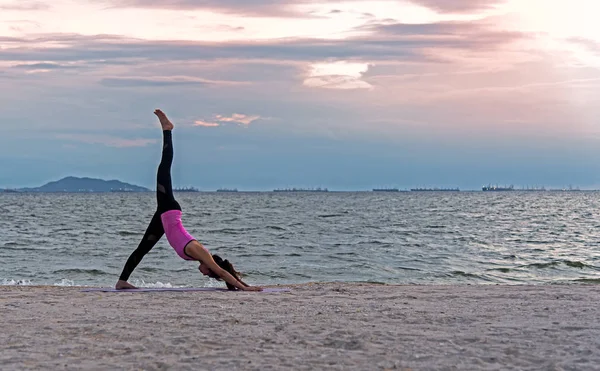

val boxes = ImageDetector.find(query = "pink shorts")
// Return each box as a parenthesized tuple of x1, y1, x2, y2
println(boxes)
(160, 210, 196, 261)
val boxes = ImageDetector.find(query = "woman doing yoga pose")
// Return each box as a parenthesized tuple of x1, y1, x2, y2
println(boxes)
(116, 109, 262, 292)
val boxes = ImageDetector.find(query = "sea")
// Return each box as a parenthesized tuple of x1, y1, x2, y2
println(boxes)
(1, 192, 599, 288)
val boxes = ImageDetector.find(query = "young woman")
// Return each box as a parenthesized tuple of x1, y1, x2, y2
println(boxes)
(116, 109, 262, 292)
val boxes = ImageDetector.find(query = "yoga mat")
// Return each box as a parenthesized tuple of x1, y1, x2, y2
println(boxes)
(81, 287, 290, 293)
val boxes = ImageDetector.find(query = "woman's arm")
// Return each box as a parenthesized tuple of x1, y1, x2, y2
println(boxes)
(237, 278, 250, 287)
(211, 264, 254, 290)
(187, 242, 262, 291)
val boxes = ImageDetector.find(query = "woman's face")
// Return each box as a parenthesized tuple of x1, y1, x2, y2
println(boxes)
(198, 263, 219, 278)
(198, 263, 211, 276)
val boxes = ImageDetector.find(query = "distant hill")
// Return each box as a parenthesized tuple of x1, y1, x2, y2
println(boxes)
(11, 176, 150, 193)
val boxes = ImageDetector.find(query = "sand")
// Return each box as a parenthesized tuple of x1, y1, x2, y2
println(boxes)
(1, 283, 600, 371)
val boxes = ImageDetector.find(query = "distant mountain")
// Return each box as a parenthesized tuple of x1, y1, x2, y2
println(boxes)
(12, 176, 150, 193)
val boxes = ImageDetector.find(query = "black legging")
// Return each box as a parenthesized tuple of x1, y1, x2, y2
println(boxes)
(118, 130, 181, 281)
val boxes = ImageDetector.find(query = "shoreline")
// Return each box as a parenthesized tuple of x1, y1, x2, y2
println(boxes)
(3, 190, 599, 194)
(2, 281, 599, 290)
(2, 282, 599, 370)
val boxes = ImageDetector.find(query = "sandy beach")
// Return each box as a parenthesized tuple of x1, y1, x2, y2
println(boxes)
(1, 283, 599, 370)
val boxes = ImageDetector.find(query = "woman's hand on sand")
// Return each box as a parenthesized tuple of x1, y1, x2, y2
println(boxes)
(242, 286, 263, 292)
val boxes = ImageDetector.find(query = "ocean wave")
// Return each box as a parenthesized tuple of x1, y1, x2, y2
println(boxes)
(395, 265, 421, 271)
(357, 280, 387, 285)
(450, 271, 483, 279)
(117, 230, 139, 236)
(328, 251, 358, 256)
(2, 278, 82, 286)
(488, 267, 513, 273)
(563, 261, 590, 269)
(265, 225, 286, 231)
(52, 268, 110, 276)
(234, 253, 277, 258)
(54, 279, 76, 286)
(2, 279, 33, 286)
(138, 267, 165, 273)
(345, 239, 393, 246)
(129, 280, 184, 288)
(0, 245, 27, 251)
(82, 230, 101, 235)
(524, 260, 596, 270)
(209, 227, 258, 234)
(573, 278, 600, 284)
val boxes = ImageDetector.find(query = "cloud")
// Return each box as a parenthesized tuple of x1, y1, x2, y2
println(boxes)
(194, 114, 261, 127)
(216, 113, 261, 125)
(409, 0, 505, 14)
(105, 0, 502, 19)
(101, 0, 362, 18)
(100, 76, 247, 87)
(194, 120, 220, 127)
(568, 37, 600, 54)
(304, 61, 373, 89)
(304, 74, 373, 89)
(11, 62, 80, 72)
(0, 1, 50, 11)
(56, 134, 157, 148)
(0, 21, 527, 65)
(360, 20, 526, 45)
(198, 24, 246, 33)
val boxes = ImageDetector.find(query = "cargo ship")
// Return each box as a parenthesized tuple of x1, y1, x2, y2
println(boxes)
(482, 185, 548, 192)
(482, 185, 514, 192)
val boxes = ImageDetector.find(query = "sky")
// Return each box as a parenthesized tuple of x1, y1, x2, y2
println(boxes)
(2, 0, 600, 190)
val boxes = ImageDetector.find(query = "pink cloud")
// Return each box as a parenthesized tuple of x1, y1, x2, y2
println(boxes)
(215, 113, 260, 125)
(0, 1, 50, 11)
(101, 0, 366, 18)
(194, 120, 220, 127)
(100, 75, 248, 88)
(409, 0, 505, 13)
(56, 134, 157, 147)
(193, 114, 261, 128)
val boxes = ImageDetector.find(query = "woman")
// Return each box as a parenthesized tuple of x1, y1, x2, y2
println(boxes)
(116, 109, 262, 292)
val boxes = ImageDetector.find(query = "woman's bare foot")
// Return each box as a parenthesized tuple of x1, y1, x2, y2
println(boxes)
(115, 280, 138, 290)
(154, 109, 174, 131)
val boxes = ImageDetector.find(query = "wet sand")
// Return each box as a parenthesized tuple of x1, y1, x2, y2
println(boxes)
(1, 283, 599, 370)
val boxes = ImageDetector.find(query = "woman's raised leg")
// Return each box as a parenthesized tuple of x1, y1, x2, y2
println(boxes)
(154, 109, 181, 213)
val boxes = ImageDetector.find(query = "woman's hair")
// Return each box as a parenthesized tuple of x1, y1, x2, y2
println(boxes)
(212, 254, 240, 290)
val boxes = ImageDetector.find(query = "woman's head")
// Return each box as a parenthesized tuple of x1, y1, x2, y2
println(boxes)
(198, 254, 240, 290)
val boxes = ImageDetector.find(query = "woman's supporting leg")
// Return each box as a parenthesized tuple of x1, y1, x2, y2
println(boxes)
(117, 211, 165, 283)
